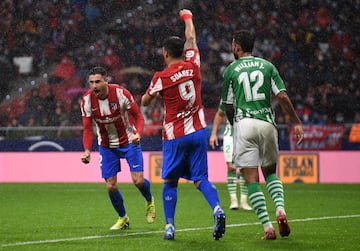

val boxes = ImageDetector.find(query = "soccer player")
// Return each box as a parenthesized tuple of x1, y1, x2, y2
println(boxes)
(141, 9, 225, 241)
(209, 102, 252, 211)
(80, 66, 156, 230)
(221, 30, 304, 240)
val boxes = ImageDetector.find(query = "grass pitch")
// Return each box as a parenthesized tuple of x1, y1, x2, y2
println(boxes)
(1, 183, 359, 251)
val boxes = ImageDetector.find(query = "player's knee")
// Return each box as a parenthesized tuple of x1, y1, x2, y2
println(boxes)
(194, 179, 206, 189)
(106, 183, 118, 193)
(131, 172, 144, 187)
(133, 178, 144, 188)
(105, 176, 118, 192)
(261, 164, 277, 179)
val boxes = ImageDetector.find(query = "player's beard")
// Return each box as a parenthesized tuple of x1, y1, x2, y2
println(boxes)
(94, 85, 109, 100)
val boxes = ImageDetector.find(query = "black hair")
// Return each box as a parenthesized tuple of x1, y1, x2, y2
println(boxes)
(163, 36, 184, 59)
(233, 29, 254, 53)
(88, 66, 107, 78)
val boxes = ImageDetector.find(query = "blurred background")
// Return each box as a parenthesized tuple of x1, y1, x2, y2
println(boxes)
(0, 0, 359, 151)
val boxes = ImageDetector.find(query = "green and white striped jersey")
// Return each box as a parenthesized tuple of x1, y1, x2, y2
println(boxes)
(221, 56, 286, 126)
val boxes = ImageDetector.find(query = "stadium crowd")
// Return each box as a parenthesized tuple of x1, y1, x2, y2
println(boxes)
(0, 0, 359, 137)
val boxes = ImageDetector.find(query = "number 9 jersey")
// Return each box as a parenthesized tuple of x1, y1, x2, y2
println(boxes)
(145, 49, 207, 140)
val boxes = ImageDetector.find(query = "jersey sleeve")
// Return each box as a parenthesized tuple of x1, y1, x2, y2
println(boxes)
(82, 116, 93, 150)
(121, 87, 145, 134)
(81, 93, 93, 150)
(184, 49, 200, 68)
(147, 73, 163, 96)
(270, 63, 286, 95)
(221, 66, 234, 105)
(129, 102, 144, 134)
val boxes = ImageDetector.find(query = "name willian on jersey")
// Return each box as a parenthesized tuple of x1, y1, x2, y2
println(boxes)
(170, 69, 194, 82)
(234, 60, 265, 72)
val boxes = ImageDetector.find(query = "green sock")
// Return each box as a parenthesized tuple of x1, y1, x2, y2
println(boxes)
(239, 172, 248, 195)
(265, 174, 285, 215)
(227, 170, 237, 196)
(248, 182, 272, 230)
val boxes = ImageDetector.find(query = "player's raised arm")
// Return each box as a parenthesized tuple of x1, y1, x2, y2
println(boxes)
(179, 9, 197, 51)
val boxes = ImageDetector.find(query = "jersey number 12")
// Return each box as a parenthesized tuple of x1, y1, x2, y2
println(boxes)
(238, 71, 265, 102)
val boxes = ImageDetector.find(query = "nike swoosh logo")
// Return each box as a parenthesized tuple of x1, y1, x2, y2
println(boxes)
(133, 164, 140, 168)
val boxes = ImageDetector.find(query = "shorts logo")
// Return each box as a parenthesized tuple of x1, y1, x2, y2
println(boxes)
(132, 164, 140, 168)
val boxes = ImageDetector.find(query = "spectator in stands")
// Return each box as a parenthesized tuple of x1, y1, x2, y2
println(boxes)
(48, 101, 68, 126)
(0, 1, 13, 35)
(68, 98, 82, 126)
(0, 112, 7, 138)
(42, 89, 57, 118)
(22, 87, 44, 124)
(6, 116, 23, 139)
(66, 98, 82, 138)
(40, 116, 50, 127)
(25, 114, 38, 127)
(1, 0, 360, 135)
(100, 47, 122, 71)
(311, 112, 326, 125)
(17, 18, 37, 34)
(85, 0, 102, 25)
(354, 112, 360, 123)
(63, 5, 86, 50)
(0, 48, 16, 101)
(143, 107, 162, 137)
(49, 55, 76, 84)
(7, 116, 21, 127)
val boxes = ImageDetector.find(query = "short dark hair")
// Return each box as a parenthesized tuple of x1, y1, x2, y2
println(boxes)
(233, 29, 254, 53)
(88, 66, 107, 78)
(163, 36, 184, 58)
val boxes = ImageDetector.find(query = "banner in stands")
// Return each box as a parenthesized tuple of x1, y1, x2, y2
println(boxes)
(290, 125, 345, 150)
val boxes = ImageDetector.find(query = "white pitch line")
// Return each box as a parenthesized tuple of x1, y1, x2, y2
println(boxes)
(1, 214, 360, 248)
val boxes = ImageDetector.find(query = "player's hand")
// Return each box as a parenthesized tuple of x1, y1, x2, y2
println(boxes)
(179, 9, 193, 19)
(130, 133, 141, 146)
(209, 134, 218, 149)
(81, 150, 91, 164)
(294, 124, 304, 145)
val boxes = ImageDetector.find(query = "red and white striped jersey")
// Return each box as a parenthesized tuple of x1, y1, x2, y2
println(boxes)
(146, 49, 207, 140)
(81, 84, 144, 149)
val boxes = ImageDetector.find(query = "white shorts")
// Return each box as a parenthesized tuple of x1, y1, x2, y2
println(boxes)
(223, 133, 233, 163)
(233, 118, 278, 168)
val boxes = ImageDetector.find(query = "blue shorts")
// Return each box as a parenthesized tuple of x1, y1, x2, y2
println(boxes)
(99, 144, 144, 179)
(162, 129, 208, 181)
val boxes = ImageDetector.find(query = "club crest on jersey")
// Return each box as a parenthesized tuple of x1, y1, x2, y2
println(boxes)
(110, 102, 118, 110)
